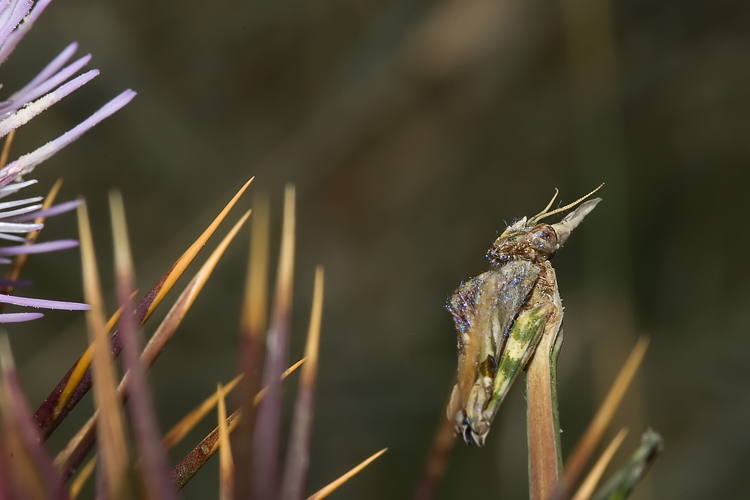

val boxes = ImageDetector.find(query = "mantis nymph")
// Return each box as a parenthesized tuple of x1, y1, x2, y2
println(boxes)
(447, 186, 602, 446)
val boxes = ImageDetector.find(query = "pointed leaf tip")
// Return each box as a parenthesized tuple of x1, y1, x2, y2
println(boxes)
(143, 178, 253, 322)
(572, 428, 629, 500)
(307, 448, 387, 500)
(140, 209, 251, 367)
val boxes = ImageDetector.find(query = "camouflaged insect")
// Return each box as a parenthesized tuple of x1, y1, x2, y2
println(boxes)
(447, 187, 602, 446)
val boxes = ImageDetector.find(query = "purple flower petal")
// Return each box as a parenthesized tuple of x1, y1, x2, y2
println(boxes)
(0, 1, 32, 48)
(0, 196, 42, 210)
(0, 312, 43, 323)
(5, 199, 81, 222)
(0, 0, 52, 66)
(4, 42, 78, 104)
(0, 239, 78, 256)
(0, 202, 42, 218)
(5, 54, 93, 115)
(0, 221, 43, 233)
(0, 293, 89, 310)
(0, 70, 99, 135)
(0, 233, 30, 242)
(0, 179, 36, 199)
(0, 89, 137, 185)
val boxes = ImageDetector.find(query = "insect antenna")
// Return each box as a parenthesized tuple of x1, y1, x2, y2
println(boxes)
(531, 188, 559, 222)
(529, 183, 604, 224)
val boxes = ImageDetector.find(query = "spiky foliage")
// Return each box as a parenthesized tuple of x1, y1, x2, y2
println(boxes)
(0, 178, 386, 499)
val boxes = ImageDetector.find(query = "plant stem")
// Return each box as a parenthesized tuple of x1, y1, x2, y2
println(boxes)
(526, 269, 564, 500)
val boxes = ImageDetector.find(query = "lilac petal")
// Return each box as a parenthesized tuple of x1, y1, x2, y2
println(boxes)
(0, 196, 42, 209)
(0, 312, 43, 323)
(0, 0, 52, 67)
(0, 163, 22, 187)
(0, 1, 32, 48)
(0, 278, 31, 287)
(6, 42, 78, 103)
(0, 239, 78, 256)
(0, 293, 89, 310)
(5, 54, 93, 115)
(0, 179, 36, 199)
(0, 233, 29, 242)
(0, 221, 42, 233)
(0, 89, 137, 184)
(0, 70, 99, 135)
(6, 199, 81, 222)
(0, 258, 10, 264)
(0, 202, 42, 218)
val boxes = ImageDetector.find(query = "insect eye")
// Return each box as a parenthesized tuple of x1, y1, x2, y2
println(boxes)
(534, 227, 554, 242)
(529, 225, 558, 254)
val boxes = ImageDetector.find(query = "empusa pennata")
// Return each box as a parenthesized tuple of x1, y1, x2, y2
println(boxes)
(447, 185, 603, 446)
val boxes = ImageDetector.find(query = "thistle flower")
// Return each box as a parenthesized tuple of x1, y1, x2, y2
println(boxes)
(0, 0, 135, 323)
(0, 4, 385, 498)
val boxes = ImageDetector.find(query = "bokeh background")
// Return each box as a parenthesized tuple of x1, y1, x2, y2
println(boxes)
(3, 0, 749, 498)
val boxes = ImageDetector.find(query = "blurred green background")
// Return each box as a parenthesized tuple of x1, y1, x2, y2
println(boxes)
(3, 0, 749, 498)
